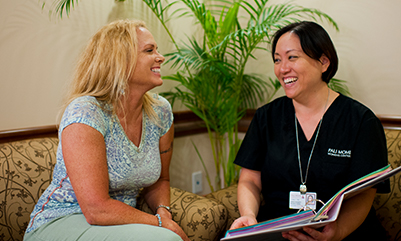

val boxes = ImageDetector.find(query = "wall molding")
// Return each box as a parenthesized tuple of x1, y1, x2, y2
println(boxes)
(1, 111, 400, 143)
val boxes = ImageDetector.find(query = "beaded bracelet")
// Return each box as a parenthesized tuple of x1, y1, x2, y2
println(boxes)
(155, 213, 162, 227)
(155, 204, 172, 214)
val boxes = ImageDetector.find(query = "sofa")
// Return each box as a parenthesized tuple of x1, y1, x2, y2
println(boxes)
(1, 115, 400, 241)
(206, 117, 401, 241)
(0, 132, 227, 241)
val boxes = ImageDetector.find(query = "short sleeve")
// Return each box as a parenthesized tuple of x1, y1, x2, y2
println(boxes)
(59, 96, 107, 137)
(154, 95, 174, 137)
(234, 108, 266, 171)
(349, 112, 390, 193)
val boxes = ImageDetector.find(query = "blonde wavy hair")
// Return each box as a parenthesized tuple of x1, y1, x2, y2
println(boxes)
(59, 19, 160, 124)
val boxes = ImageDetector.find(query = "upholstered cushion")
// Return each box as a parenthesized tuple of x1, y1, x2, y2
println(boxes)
(0, 138, 58, 241)
(374, 129, 401, 241)
(0, 137, 228, 241)
(137, 187, 228, 241)
(205, 185, 240, 231)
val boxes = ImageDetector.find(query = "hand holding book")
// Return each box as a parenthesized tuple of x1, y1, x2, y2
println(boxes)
(222, 164, 401, 241)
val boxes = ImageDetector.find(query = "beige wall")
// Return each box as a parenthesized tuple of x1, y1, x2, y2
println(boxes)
(1, 0, 400, 194)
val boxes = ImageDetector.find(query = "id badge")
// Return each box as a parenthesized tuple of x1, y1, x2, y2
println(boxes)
(289, 191, 317, 210)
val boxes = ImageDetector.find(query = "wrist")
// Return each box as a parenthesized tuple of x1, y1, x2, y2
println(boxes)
(155, 214, 162, 227)
(155, 204, 172, 214)
(158, 208, 172, 220)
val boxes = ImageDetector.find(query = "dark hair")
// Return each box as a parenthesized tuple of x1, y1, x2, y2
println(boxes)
(271, 21, 338, 83)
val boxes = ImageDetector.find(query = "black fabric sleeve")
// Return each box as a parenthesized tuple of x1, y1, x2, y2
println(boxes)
(348, 112, 390, 193)
(234, 109, 266, 171)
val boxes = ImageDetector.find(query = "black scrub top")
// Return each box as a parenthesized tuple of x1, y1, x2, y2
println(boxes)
(234, 94, 389, 239)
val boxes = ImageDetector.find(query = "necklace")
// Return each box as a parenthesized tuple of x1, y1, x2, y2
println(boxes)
(295, 89, 330, 194)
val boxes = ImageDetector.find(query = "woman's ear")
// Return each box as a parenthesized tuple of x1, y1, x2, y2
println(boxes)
(320, 55, 330, 73)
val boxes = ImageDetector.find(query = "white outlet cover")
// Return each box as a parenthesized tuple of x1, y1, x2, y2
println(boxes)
(192, 171, 203, 193)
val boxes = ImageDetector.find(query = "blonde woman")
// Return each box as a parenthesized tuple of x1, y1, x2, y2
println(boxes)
(24, 20, 188, 241)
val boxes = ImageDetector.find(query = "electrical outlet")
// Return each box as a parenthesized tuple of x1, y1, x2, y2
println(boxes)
(192, 171, 203, 194)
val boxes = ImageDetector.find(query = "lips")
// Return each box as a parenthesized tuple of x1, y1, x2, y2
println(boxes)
(151, 68, 160, 74)
(284, 77, 297, 84)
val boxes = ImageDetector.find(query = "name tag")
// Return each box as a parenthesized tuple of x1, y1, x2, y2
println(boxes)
(289, 191, 317, 210)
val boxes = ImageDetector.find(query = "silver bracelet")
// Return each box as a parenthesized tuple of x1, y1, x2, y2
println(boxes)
(155, 204, 172, 214)
(155, 213, 162, 227)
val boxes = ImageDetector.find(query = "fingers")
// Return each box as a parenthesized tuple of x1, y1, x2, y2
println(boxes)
(302, 227, 320, 240)
(282, 228, 319, 241)
(230, 219, 245, 230)
(230, 216, 258, 230)
(163, 219, 190, 241)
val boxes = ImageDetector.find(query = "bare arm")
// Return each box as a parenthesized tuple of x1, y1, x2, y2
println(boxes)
(62, 123, 189, 240)
(230, 168, 262, 229)
(142, 123, 174, 219)
(62, 123, 158, 226)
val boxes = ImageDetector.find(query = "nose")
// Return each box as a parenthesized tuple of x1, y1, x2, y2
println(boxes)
(156, 53, 165, 63)
(278, 59, 290, 74)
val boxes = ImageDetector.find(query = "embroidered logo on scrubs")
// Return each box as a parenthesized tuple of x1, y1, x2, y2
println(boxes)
(327, 148, 351, 158)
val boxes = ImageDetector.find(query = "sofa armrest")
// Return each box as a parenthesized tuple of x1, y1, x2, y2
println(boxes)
(205, 185, 240, 232)
(373, 129, 401, 241)
(137, 187, 228, 241)
(0, 138, 58, 241)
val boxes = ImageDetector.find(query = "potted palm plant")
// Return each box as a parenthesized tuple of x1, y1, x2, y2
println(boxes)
(43, 0, 349, 192)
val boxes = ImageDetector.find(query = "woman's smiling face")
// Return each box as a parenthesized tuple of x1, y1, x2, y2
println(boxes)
(130, 27, 165, 91)
(273, 32, 329, 100)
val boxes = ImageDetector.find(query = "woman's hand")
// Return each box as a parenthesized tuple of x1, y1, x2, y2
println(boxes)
(282, 221, 339, 241)
(162, 217, 190, 241)
(230, 215, 258, 230)
(157, 206, 189, 241)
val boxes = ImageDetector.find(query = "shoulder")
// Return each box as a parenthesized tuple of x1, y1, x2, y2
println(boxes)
(149, 94, 173, 135)
(152, 94, 171, 110)
(334, 94, 378, 123)
(326, 94, 383, 136)
(255, 96, 292, 120)
(151, 94, 173, 118)
(60, 96, 110, 135)
(66, 96, 103, 112)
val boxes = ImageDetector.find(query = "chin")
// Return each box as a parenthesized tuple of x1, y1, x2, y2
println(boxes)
(284, 91, 297, 100)
(155, 80, 163, 86)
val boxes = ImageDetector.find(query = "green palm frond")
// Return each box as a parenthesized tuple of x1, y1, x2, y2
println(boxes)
(164, 38, 208, 70)
(41, 0, 345, 191)
(40, 0, 78, 18)
(329, 78, 351, 96)
(142, 0, 177, 23)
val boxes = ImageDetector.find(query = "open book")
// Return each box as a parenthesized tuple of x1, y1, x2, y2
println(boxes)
(221, 164, 401, 241)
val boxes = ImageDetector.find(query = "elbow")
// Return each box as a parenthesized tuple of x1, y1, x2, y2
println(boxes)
(85, 216, 96, 225)
(83, 209, 102, 225)
(81, 203, 108, 225)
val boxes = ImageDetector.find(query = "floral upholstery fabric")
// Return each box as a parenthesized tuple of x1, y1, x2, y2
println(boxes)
(205, 184, 239, 232)
(0, 138, 58, 241)
(374, 128, 401, 241)
(137, 187, 227, 241)
(0, 138, 228, 241)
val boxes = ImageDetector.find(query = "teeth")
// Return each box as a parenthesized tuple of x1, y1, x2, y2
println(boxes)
(284, 77, 297, 84)
(151, 68, 160, 73)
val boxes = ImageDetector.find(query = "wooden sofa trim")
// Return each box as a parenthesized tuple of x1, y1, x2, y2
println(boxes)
(0, 111, 400, 143)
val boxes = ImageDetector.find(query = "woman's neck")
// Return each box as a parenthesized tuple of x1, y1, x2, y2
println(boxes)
(293, 87, 338, 141)
(293, 86, 332, 118)
(117, 91, 144, 124)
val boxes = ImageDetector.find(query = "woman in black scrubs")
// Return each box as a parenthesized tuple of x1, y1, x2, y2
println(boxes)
(230, 21, 388, 241)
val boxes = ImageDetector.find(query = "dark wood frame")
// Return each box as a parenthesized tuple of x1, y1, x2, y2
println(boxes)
(0, 111, 400, 143)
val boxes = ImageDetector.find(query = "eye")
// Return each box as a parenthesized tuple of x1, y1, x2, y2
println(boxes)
(274, 58, 281, 64)
(289, 56, 298, 60)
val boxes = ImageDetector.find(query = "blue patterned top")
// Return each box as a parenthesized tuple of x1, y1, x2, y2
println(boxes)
(26, 95, 173, 232)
